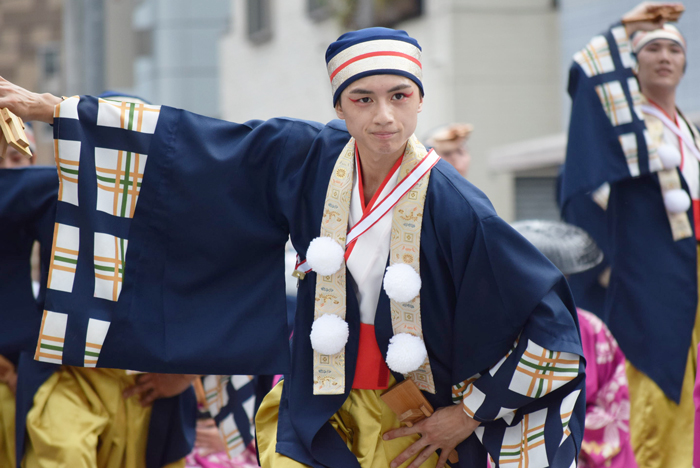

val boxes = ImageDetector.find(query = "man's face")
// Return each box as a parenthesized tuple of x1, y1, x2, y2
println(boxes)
(335, 74, 422, 161)
(0, 146, 32, 169)
(433, 139, 470, 177)
(636, 39, 685, 93)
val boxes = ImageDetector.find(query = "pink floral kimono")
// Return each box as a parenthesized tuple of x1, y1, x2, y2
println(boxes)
(578, 309, 637, 468)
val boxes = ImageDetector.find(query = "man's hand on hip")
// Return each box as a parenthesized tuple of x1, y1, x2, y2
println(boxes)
(383, 403, 480, 468)
(123, 373, 198, 407)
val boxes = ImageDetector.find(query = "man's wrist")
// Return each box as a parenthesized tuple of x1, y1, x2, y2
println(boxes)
(36, 92, 62, 124)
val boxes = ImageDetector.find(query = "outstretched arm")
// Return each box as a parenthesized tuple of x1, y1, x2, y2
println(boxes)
(0, 76, 61, 123)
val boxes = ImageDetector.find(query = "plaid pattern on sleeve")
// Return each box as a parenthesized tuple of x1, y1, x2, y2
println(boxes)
(93, 232, 128, 302)
(202, 375, 257, 458)
(95, 147, 147, 218)
(97, 99, 160, 133)
(47, 223, 79, 293)
(34, 310, 68, 364)
(595, 81, 632, 126)
(508, 340, 580, 398)
(451, 333, 585, 468)
(573, 35, 615, 77)
(39, 95, 161, 367)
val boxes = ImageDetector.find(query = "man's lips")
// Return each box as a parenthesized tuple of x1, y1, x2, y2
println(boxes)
(372, 131, 397, 140)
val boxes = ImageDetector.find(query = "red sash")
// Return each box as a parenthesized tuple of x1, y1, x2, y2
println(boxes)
(693, 199, 700, 241)
(352, 323, 390, 390)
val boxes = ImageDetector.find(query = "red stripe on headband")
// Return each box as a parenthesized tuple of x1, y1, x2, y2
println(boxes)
(329, 51, 422, 82)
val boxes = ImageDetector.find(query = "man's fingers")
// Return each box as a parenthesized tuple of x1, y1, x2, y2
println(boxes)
(406, 445, 438, 468)
(389, 438, 429, 468)
(383, 424, 418, 441)
(123, 380, 152, 399)
(136, 373, 155, 384)
(434, 447, 452, 468)
(139, 388, 158, 407)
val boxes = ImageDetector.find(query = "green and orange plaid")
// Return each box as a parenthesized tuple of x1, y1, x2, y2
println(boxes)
(96, 99, 160, 134)
(95, 147, 147, 218)
(595, 81, 632, 127)
(573, 35, 614, 77)
(508, 340, 580, 399)
(54, 139, 81, 206)
(93, 232, 128, 302)
(499, 409, 549, 467)
(84, 318, 110, 367)
(47, 223, 79, 293)
(220, 414, 246, 456)
(34, 310, 68, 364)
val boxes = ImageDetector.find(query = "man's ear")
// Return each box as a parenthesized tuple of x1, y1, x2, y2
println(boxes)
(335, 101, 345, 119)
(417, 95, 423, 114)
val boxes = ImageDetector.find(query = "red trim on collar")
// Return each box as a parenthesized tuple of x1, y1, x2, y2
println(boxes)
(348, 146, 403, 259)
(352, 323, 390, 390)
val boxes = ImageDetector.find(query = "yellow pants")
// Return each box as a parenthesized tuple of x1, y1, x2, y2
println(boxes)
(23, 367, 184, 468)
(626, 262, 700, 468)
(256, 379, 439, 468)
(0, 381, 16, 468)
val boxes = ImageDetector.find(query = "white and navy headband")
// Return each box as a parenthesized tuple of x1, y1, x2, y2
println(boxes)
(632, 24, 686, 55)
(326, 27, 423, 105)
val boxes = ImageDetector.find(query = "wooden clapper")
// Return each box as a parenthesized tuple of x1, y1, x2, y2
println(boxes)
(381, 379, 459, 464)
(621, 3, 684, 24)
(0, 108, 32, 160)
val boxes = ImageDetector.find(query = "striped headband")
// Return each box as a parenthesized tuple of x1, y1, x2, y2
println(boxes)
(326, 27, 423, 105)
(632, 24, 686, 54)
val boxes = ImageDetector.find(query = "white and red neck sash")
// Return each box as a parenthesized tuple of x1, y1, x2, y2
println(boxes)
(305, 135, 439, 395)
(295, 145, 438, 276)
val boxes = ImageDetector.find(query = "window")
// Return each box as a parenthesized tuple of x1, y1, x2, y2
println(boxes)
(247, 0, 272, 44)
(343, 0, 422, 29)
(36, 43, 61, 95)
(514, 176, 561, 221)
(308, 0, 332, 21)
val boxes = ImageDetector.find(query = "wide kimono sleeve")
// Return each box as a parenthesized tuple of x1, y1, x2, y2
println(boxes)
(39, 96, 323, 375)
(459, 221, 585, 466)
(425, 169, 586, 467)
(559, 22, 654, 211)
(0, 166, 57, 358)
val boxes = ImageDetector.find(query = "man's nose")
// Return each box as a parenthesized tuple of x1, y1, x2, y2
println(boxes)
(659, 47, 672, 62)
(374, 101, 393, 125)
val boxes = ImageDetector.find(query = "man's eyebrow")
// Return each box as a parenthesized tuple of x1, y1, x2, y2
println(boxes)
(387, 84, 412, 93)
(347, 83, 413, 95)
(348, 88, 374, 95)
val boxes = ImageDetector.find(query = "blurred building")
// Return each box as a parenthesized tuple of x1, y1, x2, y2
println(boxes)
(219, 0, 564, 221)
(489, 0, 700, 221)
(0, 0, 62, 165)
(62, 0, 230, 117)
(131, 0, 230, 116)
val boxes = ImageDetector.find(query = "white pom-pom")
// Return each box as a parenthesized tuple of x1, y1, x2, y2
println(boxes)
(383, 263, 422, 303)
(658, 144, 681, 169)
(310, 314, 349, 355)
(306, 236, 344, 276)
(385, 333, 428, 374)
(664, 189, 691, 213)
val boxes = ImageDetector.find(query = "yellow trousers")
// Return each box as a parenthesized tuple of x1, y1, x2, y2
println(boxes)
(626, 259, 700, 468)
(0, 382, 16, 468)
(256, 379, 439, 468)
(23, 367, 184, 468)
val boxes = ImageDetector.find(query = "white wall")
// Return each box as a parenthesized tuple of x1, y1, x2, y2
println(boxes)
(219, 0, 340, 124)
(133, 0, 230, 116)
(559, 0, 700, 124)
(219, 0, 562, 220)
